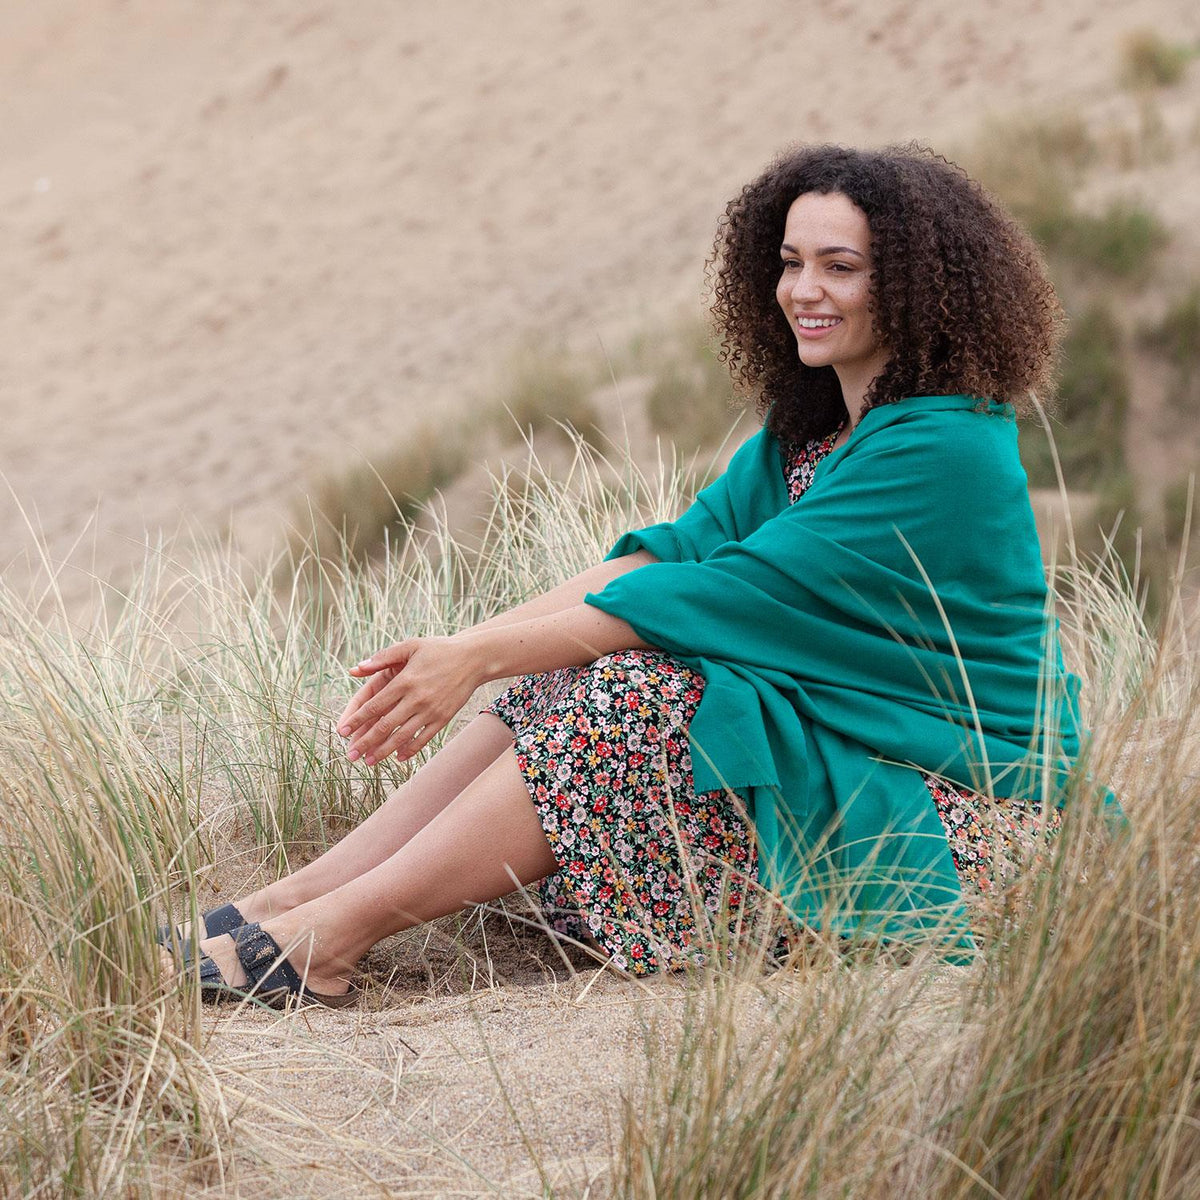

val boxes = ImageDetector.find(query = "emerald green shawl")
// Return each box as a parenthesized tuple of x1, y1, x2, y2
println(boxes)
(585, 394, 1083, 949)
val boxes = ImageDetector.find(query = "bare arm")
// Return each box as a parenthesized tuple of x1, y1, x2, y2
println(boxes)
(459, 601, 652, 681)
(468, 550, 656, 632)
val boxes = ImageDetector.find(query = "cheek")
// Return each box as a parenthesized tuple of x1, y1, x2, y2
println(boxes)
(848, 284, 880, 337)
(848, 279, 874, 314)
(775, 277, 790, 314)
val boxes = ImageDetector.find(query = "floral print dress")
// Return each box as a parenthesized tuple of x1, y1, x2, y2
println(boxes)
(486, 426, 1061, 975)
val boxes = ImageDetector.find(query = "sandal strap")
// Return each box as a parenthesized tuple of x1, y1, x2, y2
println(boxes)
(201, 903, 246, 938)
(156, 901, 246, 948)
(232, 923, 305, 997)
(197, 952, 227, 987)
(188, 927, 355, 1008)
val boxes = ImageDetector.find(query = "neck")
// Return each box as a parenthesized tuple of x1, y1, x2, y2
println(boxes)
(834, 360, 886, 433)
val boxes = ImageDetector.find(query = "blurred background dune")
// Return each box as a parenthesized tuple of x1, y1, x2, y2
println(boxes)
(2, 0, 1199, 606)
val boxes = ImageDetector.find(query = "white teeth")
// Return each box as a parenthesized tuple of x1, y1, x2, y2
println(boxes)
(797, 317, 839, 328)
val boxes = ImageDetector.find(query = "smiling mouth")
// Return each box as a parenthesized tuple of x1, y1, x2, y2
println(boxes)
(796, 316, 841, 329)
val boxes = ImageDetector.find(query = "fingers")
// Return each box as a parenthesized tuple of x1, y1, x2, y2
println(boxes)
(365, 716, 439, 766)
(344, 672, 449, 764)
(349, 702, 440, 766)
(335, 669, 393, 734)
(337, 637, 453, 765)
(345, 695, 402, 760)
(337, 639, 417, 737)
(336, 676, 381, 732)
(340, 672, 410, 744)
(348, 640, 414, 679)
(346, 714, 405, 765)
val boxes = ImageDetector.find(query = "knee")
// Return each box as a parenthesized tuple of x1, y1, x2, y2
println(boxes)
(579, 651, 704, 722)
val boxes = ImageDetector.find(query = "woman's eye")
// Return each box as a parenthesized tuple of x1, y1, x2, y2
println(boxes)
(781, 259, 800, 271)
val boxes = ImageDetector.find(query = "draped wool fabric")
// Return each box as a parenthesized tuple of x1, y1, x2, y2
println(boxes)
(584, 393, 1084, 951)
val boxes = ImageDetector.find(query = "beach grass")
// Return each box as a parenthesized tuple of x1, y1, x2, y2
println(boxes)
(1120, 29, 1196, 91)
(0, 431, 1196, 1196)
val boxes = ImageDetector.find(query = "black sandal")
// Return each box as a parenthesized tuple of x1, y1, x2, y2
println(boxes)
(156, 902, 246, 948)
(194, 922, 357, 1010)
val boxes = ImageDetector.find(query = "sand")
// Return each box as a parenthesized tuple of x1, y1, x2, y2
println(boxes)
(4, 0, 1198, 605)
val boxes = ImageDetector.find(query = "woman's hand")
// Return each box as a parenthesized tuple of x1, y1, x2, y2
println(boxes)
(336, 635, 485, 766)
(336, 598, 649, 766)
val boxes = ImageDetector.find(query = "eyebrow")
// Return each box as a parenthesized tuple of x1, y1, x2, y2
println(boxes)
(779, 243, 867, 258)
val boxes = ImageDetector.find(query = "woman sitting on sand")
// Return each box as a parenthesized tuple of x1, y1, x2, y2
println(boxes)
(165, 143, 1083, 1005)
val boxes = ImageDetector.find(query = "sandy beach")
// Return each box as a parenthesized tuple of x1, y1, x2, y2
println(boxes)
(4, 0, 1198, 603)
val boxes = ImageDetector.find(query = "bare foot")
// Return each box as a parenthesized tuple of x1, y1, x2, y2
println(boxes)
(196, 934, 249, 987)
(166, 893, 279, 944)
(163, 925, 350, 999)
(254, 917, 354, 998)
(159, 933, 248, 986)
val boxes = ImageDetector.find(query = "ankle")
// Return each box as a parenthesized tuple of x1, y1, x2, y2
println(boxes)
(257, 870, 331, 918)
(236, 881, 300, 923)
(264, 906, 367, 986)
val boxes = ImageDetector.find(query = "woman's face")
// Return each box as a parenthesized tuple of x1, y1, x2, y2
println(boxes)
(775, 191, 889, 389)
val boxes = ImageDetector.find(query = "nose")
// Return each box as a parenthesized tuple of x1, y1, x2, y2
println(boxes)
(788, 264, 823, 304)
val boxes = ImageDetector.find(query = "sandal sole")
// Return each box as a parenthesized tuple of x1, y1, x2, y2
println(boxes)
(198, 981, 358, 1010)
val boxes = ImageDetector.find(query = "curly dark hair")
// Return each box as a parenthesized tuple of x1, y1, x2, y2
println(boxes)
(708, 142, 1064, 445)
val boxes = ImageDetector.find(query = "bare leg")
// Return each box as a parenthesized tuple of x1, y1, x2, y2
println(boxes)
(198, 747, 559, 993)
(195, 714, 516, 935)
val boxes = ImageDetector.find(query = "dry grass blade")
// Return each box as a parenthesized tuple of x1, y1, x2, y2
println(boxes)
(1, 425, 1197, 1196)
